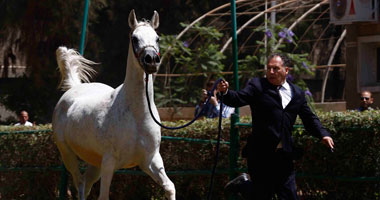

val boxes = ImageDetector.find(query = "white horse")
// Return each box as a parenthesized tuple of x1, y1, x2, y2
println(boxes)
(52, 10, 175, 200)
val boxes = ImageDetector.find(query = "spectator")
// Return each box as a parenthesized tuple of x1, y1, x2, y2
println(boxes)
(195, 80, 235, 118)
(219, 53, 334, 200)
(15, 110, 33, 126)
(357, 90, 374, 112)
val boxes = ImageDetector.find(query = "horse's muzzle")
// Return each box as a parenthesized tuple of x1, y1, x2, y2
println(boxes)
(141, 49, 160, 74)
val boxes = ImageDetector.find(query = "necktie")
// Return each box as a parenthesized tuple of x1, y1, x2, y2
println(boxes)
(277, 86, 282, 101)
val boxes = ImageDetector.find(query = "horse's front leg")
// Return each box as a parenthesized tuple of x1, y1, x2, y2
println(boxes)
(83, 165, 101, 198)
(98, 153, 116, 200)
(141, 152, 176, 200)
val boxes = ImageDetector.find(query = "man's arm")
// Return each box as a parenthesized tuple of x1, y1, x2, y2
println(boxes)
(217, 79, 255, 108)
(298, 95, 334, 149)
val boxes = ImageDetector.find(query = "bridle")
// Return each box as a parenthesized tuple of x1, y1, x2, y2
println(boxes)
(133, 44, 160, 60)
(130, 26, 160, 60)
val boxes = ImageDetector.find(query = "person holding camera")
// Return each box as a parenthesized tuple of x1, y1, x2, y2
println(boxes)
(195, 80, 235, 118)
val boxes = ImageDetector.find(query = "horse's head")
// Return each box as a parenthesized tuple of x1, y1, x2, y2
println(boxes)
(128, 10, 160, 74)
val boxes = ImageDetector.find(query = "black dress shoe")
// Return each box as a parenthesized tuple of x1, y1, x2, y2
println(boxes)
(224, 173, 251, 194)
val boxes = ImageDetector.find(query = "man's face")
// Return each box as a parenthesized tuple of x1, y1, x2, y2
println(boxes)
(266, 56, 288, 86)
(19, 111, 29, 123)
(360, 91, 373, 108)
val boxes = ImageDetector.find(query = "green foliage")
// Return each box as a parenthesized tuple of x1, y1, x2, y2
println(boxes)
(157, 23, 226, 107)
(0, 125, 60, 199)
(238, 54, 261, 78)
(294, 110, 380, 199)
(1, 110, 380, 199)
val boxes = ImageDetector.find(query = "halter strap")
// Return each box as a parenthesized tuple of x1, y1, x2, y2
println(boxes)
(134, 45, 160, 59)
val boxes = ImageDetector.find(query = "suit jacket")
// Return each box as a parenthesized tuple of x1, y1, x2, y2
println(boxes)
(223, 78, 330, 157)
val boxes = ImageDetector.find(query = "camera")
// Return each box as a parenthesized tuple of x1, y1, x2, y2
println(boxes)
(207, 91, 212, 97)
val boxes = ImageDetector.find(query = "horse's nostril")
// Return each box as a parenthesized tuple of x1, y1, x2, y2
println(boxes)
(144, 54, 152, 64)
(154, 55, 160, 63)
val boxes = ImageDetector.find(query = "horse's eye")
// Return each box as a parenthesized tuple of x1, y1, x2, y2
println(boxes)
(132, 36, 138, 45)
(156, 37, 160, 43)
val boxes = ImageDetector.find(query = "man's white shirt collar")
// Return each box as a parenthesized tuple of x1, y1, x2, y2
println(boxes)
(280, 81, 291, 91)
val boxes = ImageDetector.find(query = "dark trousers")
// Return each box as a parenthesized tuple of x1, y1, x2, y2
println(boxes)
(241, 149, 298, 200)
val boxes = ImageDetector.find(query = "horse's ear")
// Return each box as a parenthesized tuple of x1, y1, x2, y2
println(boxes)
(150, 10, 159, 29)
(128, 9, 138, 29)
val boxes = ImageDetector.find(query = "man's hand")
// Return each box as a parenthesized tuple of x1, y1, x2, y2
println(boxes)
(322, 136, 334, 150)
(217, 80, 229, 94)
(201, 89, 208, 102)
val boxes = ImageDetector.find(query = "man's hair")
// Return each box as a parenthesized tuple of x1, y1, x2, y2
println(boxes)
(19, 110, 28, 115)
(268, 52, 292, 68)
(361, 90, 373, 98)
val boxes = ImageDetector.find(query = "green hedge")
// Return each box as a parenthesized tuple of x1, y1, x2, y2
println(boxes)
(294, 110, 380, 200)
(0, 110, 379, 199)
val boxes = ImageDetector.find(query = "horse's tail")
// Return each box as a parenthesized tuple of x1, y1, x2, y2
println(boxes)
(56, 46, 97, 91)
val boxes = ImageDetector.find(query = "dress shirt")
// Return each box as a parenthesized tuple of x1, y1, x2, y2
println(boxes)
(278, 81, 292, 109)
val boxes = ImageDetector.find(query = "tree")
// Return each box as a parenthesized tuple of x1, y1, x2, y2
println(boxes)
(157, 23, 226, 107)
(0, 0, 104, 123)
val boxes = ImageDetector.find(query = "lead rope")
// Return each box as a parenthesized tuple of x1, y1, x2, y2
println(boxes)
(207, 94, 223, 200)
(145, 73, 225, 199)
(145, 74, 223, 130)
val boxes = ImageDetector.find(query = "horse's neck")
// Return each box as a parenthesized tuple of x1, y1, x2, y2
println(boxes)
(123, 44, 154, 106)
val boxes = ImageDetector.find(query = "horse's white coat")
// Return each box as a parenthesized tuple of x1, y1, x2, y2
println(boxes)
(52, 10, 175, 200)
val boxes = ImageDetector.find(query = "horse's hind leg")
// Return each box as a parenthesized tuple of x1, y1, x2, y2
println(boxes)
(56, 142, 86, 199)
(141, 152, 176, 200)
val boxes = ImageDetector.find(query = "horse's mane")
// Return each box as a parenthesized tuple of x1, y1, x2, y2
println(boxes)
(133, 19, 153, 29)
(140, 18, 150, 24)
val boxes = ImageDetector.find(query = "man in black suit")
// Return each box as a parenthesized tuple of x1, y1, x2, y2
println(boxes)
(218, 53, 334, 200)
